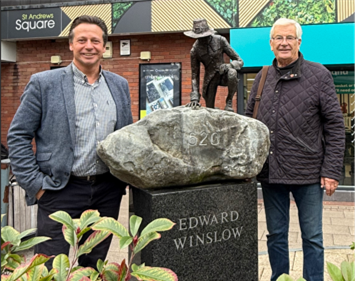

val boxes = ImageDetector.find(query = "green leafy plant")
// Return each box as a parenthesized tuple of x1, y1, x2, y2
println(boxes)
(1, 211, 178, 281)
(250, 0, 335, 27)
(350, 242, 363, 250)
(92, 214, 176, 281)
(1, 254, 58, 281)
(1, 214, 51, 275)
(277, 242, 355, 281)
(49, 209, 109, 280)
(327, 261, 355, 281)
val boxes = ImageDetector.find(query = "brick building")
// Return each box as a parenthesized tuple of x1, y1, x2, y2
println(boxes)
(1, 0, 355, 188)
(1, 32, 218, 126)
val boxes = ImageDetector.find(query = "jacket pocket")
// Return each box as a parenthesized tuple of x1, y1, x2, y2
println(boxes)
(36, 152, 52, 161)
(37, 190, 49, 204)
(295, 137, 318, 154)
(36, 152, 53, 176)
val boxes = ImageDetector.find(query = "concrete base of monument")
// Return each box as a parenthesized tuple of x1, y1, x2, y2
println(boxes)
(132, 180, 258, 281)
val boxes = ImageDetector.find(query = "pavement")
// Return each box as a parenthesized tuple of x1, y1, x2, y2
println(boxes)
(257, 199, 355, 281)
(19, 187, 355, 280)
(107, 189, 356, 281)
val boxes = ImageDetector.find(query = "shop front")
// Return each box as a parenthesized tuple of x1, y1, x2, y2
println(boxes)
(1, 0, 355, 189)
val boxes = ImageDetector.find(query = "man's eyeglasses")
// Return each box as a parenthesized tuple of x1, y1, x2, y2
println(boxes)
(272, 36, 298, 43)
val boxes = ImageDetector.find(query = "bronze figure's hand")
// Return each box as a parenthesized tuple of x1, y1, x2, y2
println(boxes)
(219, 63, 231, 75)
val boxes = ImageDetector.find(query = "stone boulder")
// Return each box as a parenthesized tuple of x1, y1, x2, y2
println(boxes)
(97, 106, 270, 189)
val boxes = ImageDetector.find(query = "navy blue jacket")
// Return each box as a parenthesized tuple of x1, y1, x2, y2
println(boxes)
(246, 53, 345, 184)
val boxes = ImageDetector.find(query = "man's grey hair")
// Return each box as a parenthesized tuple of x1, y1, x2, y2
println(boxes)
(270, 18, 302, 39)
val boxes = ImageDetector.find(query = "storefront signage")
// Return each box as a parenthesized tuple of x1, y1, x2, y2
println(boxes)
(331, 71, 355, 95)
(139, 63, 181, 119)
(1, 0, 354, 40)
(2, 8, 66, 39)
(16, 13, 55, 32)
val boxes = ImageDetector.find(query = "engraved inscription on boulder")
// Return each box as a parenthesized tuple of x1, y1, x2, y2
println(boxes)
(97, 106, 270, 188)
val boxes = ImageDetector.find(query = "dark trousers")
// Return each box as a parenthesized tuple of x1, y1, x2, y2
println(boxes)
(34, 173, 125, 270)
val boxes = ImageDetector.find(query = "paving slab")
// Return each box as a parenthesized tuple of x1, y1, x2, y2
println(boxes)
(257, 200, 355, 280)
(325, 248, 353, 265)
(258, 210, 266, 222)
(330, 217, 355, 226)
(288, 231, 299, 244)
(259, 223, 267, 240)
(323, 210, 345, 218)
(324, 224, 351, 235)
(105, 188, 129, 264)
(289, 223, 301, 232)
(323, 233, 334, 246)
(259, 249, 355, 281)
(259, 267, 272, 281)
(333, 234, 355, 246)
(258, 241, 267, 253)
(258, 252, 295, 281)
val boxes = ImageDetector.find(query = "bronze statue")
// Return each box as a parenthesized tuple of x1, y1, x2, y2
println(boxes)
(184, 19, 244, 111)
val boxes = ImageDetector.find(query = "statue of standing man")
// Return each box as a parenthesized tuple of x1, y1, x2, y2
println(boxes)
(184, 19, 244, 112)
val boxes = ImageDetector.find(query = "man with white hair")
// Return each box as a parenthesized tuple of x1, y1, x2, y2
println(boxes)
(246, 18, 345, 281)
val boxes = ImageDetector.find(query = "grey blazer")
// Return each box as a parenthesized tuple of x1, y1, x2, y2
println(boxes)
(7, 64, 133, 205)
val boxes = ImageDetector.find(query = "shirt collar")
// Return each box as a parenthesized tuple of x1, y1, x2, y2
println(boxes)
(72, 62, 103, 84)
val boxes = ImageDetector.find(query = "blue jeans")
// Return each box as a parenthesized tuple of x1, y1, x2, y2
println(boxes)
(261, 182, 324, 281)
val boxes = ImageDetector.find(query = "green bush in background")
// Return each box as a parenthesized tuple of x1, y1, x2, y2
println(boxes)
(250, 0, 335, 27)
(112, 2, 134, 30)
(205, 0, 238, 27)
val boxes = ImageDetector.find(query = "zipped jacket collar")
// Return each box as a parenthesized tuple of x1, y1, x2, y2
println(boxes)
(272, 52, 303, 81)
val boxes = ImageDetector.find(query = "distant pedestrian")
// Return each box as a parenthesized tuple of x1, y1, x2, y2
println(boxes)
(246, 18, 345, 281)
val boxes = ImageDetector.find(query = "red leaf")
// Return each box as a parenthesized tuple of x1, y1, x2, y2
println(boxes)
(1, 241, 11, 250)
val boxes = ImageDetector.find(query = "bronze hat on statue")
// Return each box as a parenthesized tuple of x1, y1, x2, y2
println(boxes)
(184, 18, 216, 38)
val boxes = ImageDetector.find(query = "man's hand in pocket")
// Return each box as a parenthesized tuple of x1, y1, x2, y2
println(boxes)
(36, 189, 45, 200)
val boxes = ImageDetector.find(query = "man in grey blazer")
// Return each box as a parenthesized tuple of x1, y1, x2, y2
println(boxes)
(7, 15, 133, 269)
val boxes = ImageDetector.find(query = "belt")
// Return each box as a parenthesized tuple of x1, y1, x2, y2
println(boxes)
(70, 172, 111, 182)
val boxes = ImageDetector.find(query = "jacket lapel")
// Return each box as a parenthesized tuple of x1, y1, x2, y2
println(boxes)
(61, 64, 76, 147)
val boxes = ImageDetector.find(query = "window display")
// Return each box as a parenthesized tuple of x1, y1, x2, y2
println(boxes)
(139, 63, 181, 118)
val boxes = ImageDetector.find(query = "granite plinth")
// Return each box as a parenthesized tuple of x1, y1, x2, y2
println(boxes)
(132, 181, 258, 281)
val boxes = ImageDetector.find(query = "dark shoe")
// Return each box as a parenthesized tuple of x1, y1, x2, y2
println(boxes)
(224, 100, 234, 112)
